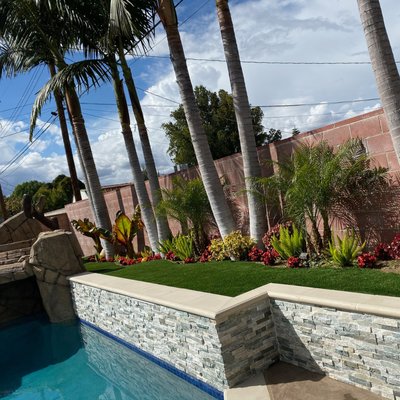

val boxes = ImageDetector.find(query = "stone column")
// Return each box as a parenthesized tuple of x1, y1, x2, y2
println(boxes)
(29, 230, 84, 323)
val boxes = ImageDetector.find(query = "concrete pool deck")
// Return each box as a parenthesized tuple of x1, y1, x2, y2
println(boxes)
(225, 362, 384, 400)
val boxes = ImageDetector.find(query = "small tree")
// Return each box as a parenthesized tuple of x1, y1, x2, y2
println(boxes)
(255, 139, 388, 253)
(163, 85, 266, 166)
(157, 177, 214, 253)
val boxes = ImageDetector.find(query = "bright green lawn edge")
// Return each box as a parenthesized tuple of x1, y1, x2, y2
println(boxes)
(84, 260, 400, 298)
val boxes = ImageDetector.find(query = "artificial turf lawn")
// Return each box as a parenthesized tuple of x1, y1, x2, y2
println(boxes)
(84, 260, 400, 298)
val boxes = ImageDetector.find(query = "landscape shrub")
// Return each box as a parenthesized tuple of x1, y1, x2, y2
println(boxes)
(374, 242, 392, 260)
(287, 256, 302, 268)
(328, 230, 365, 267)
(262, 221, 293, 249)
(390, 234, 400, 259)
(209, 238, 226, 261)
(248, 246, 264, 261)
(270, 224, 304, 259)
(221, 231, 256, 260)
(357, 252, 377, 268)
(262, 250, 278, 265)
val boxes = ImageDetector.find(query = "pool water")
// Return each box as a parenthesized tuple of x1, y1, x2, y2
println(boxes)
(0, 317, 216, 400)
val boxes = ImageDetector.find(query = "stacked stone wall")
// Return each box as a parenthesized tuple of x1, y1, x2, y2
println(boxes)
(70, 282, 278, 391)
(271, 299, 400, 399)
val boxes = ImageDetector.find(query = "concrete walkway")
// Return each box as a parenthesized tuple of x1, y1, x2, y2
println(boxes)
(265, 362, 384, 400)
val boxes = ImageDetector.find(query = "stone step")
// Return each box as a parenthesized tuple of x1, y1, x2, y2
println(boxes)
(0, 239, 35, 253)
(0, 247, 31, 264)
(0, 261, 33, 285)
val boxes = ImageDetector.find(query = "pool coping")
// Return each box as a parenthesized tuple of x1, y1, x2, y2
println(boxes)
(69, 272, 400, 320)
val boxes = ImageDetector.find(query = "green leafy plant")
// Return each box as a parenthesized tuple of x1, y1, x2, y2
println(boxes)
(112, 205, 143, 259)
(209, 238, 226, 261)
(71, 218, 111, 256)
(223, 231, 256, 260)
(209, 231, 255, 261)
(157, 177, 214, 253)
(254, 139, 388, 253)
(172, 234, 194, 261)
(270, 224, 304, 260)
(328, 230, 365, 267)
(157, 238, 175, 255)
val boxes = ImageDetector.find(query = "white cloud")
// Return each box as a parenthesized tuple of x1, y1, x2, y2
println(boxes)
(1, 0, 399, 194)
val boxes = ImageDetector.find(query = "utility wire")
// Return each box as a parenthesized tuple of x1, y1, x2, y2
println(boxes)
(0, 116, 57, 176)
(138, 54, 400, 65)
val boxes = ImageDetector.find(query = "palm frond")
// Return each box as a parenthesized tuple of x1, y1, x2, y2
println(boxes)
(30, 59, 111, 139)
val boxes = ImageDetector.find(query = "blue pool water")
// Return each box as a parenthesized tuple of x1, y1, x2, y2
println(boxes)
(0, 317, 217, 400)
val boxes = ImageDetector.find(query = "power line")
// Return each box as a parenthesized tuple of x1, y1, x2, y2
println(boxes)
(0, 116, 57, 176)
(137, 54, 400, 65)
(258, 97, 380, 108)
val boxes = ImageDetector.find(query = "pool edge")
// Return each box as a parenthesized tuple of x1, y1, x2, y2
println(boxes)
(79, 318, 224, 400)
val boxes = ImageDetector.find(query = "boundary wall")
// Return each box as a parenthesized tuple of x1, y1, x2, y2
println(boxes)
(64, 108, 400, 255)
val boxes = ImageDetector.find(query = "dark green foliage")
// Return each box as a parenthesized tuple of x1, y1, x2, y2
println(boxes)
(6, 175, 84, 215)
(255, 139, 388, 253)
(157, 176, 214, 253)
(265, 128, 282, 143)
(163, 85, 267, 166)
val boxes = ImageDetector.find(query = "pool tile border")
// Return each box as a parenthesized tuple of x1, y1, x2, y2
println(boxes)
(79, 318, 224, 400)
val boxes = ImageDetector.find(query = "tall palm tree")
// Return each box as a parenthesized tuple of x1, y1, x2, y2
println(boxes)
(107, 0, 171, 241)
(357, 0, 400, 162)
(117, 45, 171, 242)
(48, 63, 82, 202)
(0, 0, 114, 258)
(216, 0, 266, 245)
(157, 0, 236, 237)
(108, 55, 159, 251)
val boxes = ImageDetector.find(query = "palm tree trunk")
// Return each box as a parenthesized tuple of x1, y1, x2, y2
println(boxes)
(109, 57, 159, 252)
(48, 63, 82, 202)
(158, 0, 236, 237)
(357, 0, 400, 162)
(216, 0, 266, 246)
(63, 84, 114, 258)
(118, 45, 171, 242)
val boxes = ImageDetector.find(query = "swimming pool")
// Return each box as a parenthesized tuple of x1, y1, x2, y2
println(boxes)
(0, 317, 218, 399)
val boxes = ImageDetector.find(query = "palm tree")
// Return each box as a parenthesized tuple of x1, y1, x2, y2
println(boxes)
(0, 0, 114, 258)
(108, 55, 159, 251)
(357, 0, 400, 162)
(216, 0, 266, 245)
(117, 45, 171, 242)
(157, 0, 236, 237)
(107, 0, 171, 241)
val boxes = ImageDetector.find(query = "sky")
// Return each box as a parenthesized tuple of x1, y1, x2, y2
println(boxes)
(0, 0, 399, 195)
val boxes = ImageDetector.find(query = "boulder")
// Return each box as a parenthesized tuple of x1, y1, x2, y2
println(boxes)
(29, 230, 84, 323)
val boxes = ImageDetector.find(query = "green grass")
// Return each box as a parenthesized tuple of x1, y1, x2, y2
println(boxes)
(84, 260, 400, 298)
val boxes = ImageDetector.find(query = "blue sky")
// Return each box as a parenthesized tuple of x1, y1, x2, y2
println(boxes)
(0, 0, 399, 195)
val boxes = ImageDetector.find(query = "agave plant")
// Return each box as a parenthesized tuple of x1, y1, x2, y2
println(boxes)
(112, 205, 144, 259)
(270, 224, 304, 260)
(328, 230, 365, 267)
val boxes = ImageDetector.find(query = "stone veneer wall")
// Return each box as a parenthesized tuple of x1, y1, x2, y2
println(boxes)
(70, 281, 278, 392)
(70, 277, 400, 399)
(271, 299, 400, 399)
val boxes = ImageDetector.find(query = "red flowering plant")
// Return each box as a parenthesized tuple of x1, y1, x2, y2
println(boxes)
(165, 250, 176, 261)
(263, 221, 293, 250)
(374, 243, 392, 260)
(248, 246, 264, 262)
(390, 234, 400, 259)
(287, 256, 302, 268)
(199, 247, 211, 263)
(357, 252, 377, 269)
(118, 257, 137, 266)
(262, 249, 278, 266)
